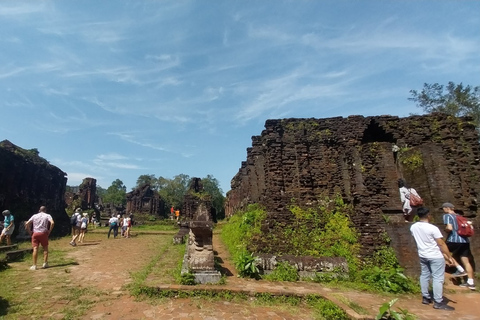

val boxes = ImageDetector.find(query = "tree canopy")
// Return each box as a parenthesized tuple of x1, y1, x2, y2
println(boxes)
(102, 179, 127, 206)
(409, 82, 480, 127)
(134, 173, 226, 219)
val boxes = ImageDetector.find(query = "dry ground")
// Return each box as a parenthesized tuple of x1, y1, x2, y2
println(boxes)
(0, 227, 479, 320)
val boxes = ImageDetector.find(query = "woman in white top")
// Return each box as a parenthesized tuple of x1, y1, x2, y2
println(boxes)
(398, 178, 421, 222)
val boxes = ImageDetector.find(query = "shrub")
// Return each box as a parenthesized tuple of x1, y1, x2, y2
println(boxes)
(263, 261, 299, 282)
(359, 267, 419, 294)
(234, 251, 260, 278)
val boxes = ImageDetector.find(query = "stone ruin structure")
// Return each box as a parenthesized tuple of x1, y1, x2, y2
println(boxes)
(0, 140, 70, 237)
(225, 113, 480, 276)
(65, 177, 100, 217)
(181, 178, 221, 284)
(126, 184, 166, 218)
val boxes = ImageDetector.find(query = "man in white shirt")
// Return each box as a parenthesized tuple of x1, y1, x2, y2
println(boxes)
(410, 207, 454, 310)
(25, 206, 54, 270)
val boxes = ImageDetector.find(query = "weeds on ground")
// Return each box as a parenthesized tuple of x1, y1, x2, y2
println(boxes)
(263, 261, 299, 282)
(376, 298, 417, 320)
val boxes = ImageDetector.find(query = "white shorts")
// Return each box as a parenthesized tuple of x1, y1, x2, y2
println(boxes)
(1, 225, 14, 236)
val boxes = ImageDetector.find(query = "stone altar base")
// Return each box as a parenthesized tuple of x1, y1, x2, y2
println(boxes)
(181, 221, 221, 284)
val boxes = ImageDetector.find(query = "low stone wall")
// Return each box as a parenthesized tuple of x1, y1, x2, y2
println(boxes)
(255, 253, 348, 278)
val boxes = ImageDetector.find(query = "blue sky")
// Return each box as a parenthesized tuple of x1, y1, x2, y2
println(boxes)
(1, 1, 479, 194)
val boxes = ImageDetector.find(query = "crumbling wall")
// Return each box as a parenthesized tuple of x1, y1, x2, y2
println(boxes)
(126, 184, 165, 217)
(225, 114, 480, 275)
(0, 140, 70, 237)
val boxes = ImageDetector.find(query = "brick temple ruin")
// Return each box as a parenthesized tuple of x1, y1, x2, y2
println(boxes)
(0, 140, 70, 236)
(225, 113, 480, 276)
(126, 184, 166, 217)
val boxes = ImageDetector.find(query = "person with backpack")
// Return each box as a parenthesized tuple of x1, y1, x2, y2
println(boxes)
(69, 208, 82, 247)
(398, 179, 423, 222)
(442, 202, 476, 290)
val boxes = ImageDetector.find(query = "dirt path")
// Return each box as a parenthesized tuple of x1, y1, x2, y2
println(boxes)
(10, 229, 479, 320)
(66, 231, 318, 320)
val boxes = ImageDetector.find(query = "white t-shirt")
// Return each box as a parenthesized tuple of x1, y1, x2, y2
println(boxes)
(410, 221, 444, 259)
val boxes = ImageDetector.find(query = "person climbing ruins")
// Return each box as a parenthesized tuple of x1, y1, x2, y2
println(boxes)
(410, 207, 455, 310)
(0, 209, 15, 245)
(442, 202, 476, 290)
(69, 208, 82, 247)
(25, 206, 54, 270)
(398, 179, 421, 222)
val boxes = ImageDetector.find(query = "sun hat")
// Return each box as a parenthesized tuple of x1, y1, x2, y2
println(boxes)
(441, 202, 455, 209)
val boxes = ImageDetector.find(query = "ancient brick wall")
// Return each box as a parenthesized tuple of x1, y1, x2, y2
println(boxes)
(225, 114, 480, 274)
(0, 140, 70, 237)
(126, 184, 166, 217)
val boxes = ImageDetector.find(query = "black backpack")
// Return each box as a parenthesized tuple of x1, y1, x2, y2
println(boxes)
(70, 214, 77, 226)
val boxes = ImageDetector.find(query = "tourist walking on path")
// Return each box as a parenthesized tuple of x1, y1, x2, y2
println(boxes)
(410, 207, 455, 310)
(121, 215, 128, 237)
(1, 210, 15, 245)
(175, 209, 180, 221)
(25, 206, 54, 270)
(125, 214, 132, 238)
(70, 208, 82, 246)
(108, 214, 119, 239)
(398, 179, 421, 222)
(442, 202, 476, 290)
(78, 212, 89, 243)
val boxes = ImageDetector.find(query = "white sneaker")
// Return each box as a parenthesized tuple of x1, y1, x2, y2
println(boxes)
(42, 262, 49, 269)
(29, 265, 37, 271)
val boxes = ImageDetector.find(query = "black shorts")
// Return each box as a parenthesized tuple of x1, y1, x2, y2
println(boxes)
(447, 242, 471, 258)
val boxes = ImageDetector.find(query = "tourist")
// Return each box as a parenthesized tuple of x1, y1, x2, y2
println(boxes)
(398, 179, 421, 222)
(91, 214, 97, 229)
(107, 214, 119, 239)
(175, 209, 180, 221)
(78, 212, 89, 243)
(0, 210, 15, 246)
(25, 206, 54, 270)
(70, 208, 82, 246)
(125, 214, 132, 238)
(410, 207, 454, 310)
(170, 206, 174, 220)
(121, 215, 128, 237)
(442, 202, 476, 290)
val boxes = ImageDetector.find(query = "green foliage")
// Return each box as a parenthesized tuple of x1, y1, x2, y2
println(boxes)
(263, 261, 299, 282)
(201, 175, 225, 219)
(102, 179, 127, 206)
(305, 294, 349, 320)
(136, 174, 158, 190)
(370, 246, 399, 269)
(221, 204, 266, 260)
(409, 82, 480, 128)
(179, 271, 197, 285)
(359, 267, 419, 294)
(376, 298, 417, 320)
(157, 174, 191, 210)
(234, 251, 260, 278)
(283, 195, 360, 273)
(398, 150, 423, 171)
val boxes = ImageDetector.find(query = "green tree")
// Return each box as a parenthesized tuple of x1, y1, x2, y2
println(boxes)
(136, 174, 157, 190)
(157, 174, 191, 210)
(102, 179, 127, 206)
(201, 175, 225, 219)
(409, 82, 480, 127)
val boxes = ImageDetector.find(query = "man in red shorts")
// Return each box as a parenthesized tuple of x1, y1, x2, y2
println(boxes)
(25, 206, 54, 270)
